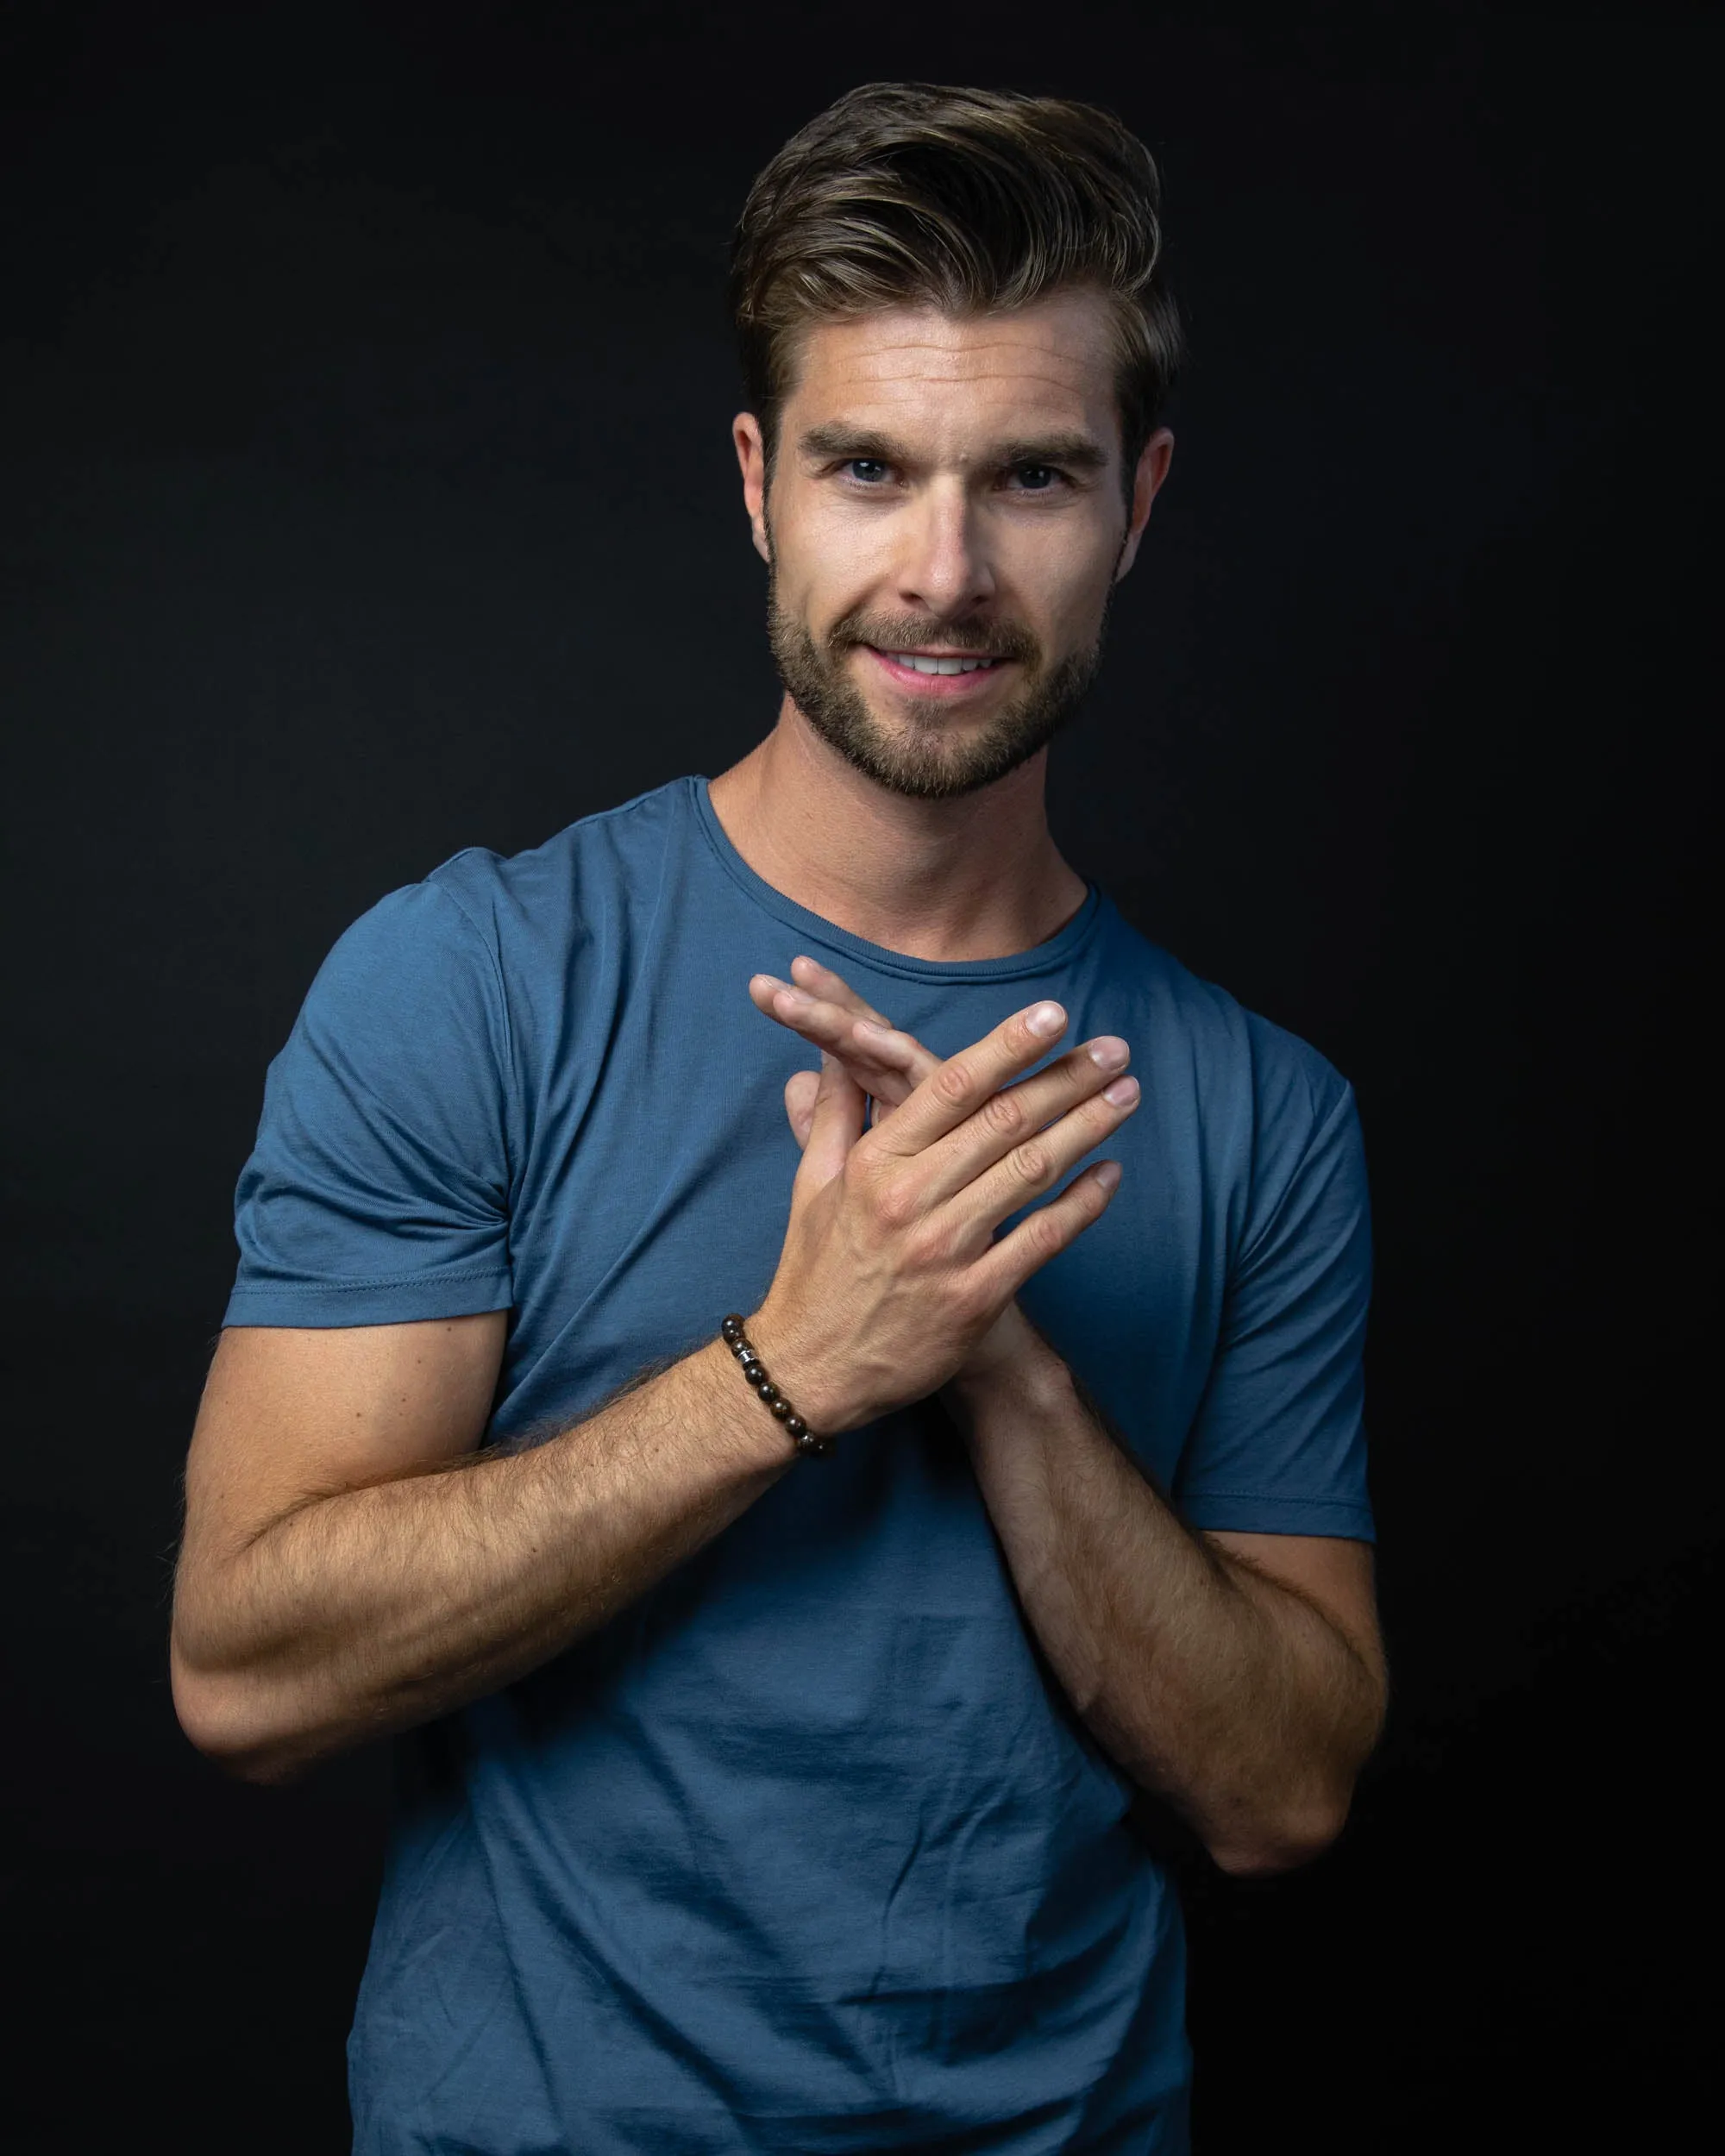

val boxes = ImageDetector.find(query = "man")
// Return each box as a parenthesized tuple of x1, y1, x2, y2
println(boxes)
(172, 81, 1386, 2153)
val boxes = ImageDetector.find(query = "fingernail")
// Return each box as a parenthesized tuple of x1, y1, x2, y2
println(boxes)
(1095, 1160, 1123, 1193)
(1026, 1002, 1066, 1038)
(1087, 1037, 1130, 1071)
(1102, 1075, 1139, 1106)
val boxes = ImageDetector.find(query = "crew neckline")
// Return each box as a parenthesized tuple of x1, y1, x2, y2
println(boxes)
(687, 774, 1104, 986)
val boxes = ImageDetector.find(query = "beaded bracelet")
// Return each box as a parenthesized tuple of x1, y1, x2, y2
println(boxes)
(720, 1314, 833, 1458)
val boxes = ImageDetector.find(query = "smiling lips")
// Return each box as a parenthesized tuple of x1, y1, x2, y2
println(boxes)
(878, 649, 1000, 675)
(864, 646, 1013, 696)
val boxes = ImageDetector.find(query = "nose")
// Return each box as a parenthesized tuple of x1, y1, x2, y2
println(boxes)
(893, 476, 994, 619)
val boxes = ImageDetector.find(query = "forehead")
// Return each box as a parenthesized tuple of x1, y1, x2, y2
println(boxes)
(783, 290, 1120, 450)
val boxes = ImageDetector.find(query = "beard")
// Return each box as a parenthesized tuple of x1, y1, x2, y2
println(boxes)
(765, 567, 1114, 803)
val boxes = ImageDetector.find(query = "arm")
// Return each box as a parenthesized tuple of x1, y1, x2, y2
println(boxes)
(944, 1332, 1386, 1876)
(176, 996, 1137, 1785)
(750, 955, 1388, 1877)
(171, 1315, 796, 1783)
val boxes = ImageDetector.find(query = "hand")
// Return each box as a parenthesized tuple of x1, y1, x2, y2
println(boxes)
(744, 965, 1138, 1433)
(749, 955, 940, 1124)
(748, 957, 1060, 1388)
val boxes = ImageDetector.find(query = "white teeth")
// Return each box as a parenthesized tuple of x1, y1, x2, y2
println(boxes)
(886, 652, 998, 675)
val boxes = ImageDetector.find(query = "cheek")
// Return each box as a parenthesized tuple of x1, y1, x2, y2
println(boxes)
(1002, 526, 1120, 639)
(778, 504, 900, 617)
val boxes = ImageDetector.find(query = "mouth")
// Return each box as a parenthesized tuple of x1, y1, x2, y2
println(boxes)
(862, 646, 1015, 698)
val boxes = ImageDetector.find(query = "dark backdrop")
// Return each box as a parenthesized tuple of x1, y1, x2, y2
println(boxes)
(2, 3, 1714, 2147)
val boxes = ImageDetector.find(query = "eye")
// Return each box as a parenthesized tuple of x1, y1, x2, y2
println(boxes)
(1009, 463, 1063, 492)
(841, 458, 891, 485)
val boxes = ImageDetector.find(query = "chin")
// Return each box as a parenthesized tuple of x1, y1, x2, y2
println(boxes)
(836, 714, 1055, 803)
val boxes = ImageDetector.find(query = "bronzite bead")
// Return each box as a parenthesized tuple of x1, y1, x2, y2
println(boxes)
(719, 1317, 828, 1460)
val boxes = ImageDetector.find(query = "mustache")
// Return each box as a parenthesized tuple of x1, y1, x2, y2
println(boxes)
(827, 611, 1042, 667)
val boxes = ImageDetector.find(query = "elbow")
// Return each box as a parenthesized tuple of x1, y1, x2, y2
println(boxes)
(1209, 1831, 1333, 1880)
(169, 1640, 318, 1788)
(1207, 1797, 1352, 1880)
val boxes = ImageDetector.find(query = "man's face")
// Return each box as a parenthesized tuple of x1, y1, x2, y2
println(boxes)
(734, 288, 1172, 801)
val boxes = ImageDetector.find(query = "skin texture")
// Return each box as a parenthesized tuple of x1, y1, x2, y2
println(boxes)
(750, 956, 1388, 1873)
(173, 999, 1145, 1781)
(172, 289, 1386, 1871)
(709, 291, 1172, 961)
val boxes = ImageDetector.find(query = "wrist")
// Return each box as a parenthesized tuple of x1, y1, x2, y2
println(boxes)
(693, 1337, 810, 1476)
(942, 1307, 1072, 1431)
(723, 1308, 857, 1445)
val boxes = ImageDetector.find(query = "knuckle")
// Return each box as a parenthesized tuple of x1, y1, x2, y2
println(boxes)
(932, 1058, 974, 1108)
(980, 1088, 1025, 1140)
(1009, 1138, 1051, 1188)
(871, 1173, 919, 1232)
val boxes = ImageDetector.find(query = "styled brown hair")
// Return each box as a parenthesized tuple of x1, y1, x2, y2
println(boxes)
(730, 81, 1183, 496)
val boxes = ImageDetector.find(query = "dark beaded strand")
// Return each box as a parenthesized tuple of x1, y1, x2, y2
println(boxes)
(720, 1314, 831, 1457)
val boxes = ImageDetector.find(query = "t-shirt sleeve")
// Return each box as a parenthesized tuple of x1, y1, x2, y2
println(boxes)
(1172, 1054, 1375, 1543)
(223, 876, 516, 1328)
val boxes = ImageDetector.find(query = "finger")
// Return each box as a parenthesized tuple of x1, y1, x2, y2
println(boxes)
(749, 956, 892, 1038)
(939, 1073, 1139, 1250)
(912, 1034, 1132, 1212)
(784, 957, 942, 1102)
(847, 1016, 942, 1094)
(787, 954, 893, 1027)
(831, 1017, 939, 1111)
(792, 1050, 868, 1197)
(783, 1068, 820, 1151)
(970, 1158, 1124, 1302)
(749, 971, 891, 1064)
(869, 1000, 1071, 1160)
(750, 975, 933, 1106)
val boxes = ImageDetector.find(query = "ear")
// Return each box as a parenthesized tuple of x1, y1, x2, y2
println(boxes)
(1113, 427, 1175, 583)
(733, 412, 772, 565)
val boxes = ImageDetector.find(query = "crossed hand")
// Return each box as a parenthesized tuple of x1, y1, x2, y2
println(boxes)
(743, 955, 1140, 1433)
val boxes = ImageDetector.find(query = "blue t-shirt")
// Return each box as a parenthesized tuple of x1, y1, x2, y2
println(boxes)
(226, 774, 1374, 2155)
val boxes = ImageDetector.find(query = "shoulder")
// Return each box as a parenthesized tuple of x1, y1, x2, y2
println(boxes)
(1095, 900, 1352, 1137)
(417, 776, 695, 956)
(290, 780, 695, 1069)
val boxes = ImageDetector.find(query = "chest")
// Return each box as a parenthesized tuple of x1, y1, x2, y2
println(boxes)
(493, 944, 1233, 1500)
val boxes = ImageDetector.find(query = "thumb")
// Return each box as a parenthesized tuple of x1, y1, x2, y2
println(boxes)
(783, 1067, 820, 1150)
(792, 1051, 866, 1196)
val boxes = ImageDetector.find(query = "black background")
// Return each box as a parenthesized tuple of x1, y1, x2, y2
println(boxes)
(2, 3, 1715, 2147)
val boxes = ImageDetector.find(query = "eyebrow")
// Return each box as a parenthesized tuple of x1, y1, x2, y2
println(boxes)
(796, 423, 1111, 474)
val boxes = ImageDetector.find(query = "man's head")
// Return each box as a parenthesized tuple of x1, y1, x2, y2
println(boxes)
(729, 82, 1182, 802)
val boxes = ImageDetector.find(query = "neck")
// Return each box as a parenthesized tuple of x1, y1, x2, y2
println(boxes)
(706, 696, 1089, 963)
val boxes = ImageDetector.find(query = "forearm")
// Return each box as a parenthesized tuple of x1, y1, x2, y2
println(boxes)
(944, 1333, 1381, 1874)
(171, 1339, 792, 1781)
